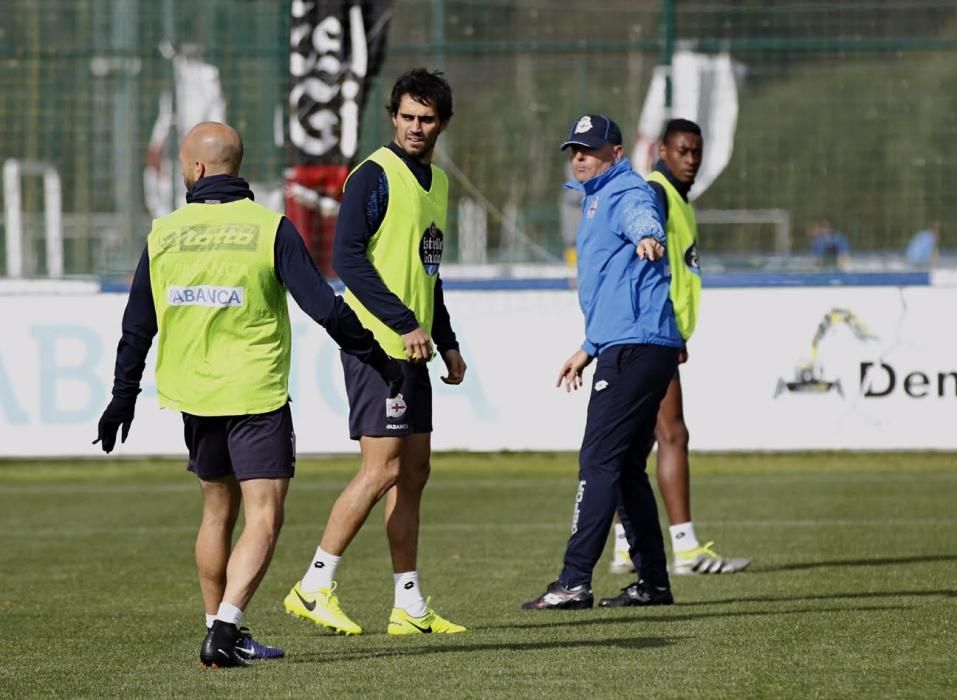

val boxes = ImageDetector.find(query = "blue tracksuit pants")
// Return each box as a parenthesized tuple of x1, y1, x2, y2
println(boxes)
(559, 343, 679, 589)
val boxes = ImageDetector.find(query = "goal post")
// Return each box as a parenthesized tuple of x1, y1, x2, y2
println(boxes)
(695, 208, 792, 254)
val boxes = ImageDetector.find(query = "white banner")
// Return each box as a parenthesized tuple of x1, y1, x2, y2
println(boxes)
(0, 287, 954, 457)
(684, 286, 956, 451)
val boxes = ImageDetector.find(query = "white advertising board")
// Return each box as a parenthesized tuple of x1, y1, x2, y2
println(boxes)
(685, 286, 957, 451)
(0, 286, 953, 457)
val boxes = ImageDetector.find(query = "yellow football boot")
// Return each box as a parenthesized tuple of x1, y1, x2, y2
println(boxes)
(387, 602, 466, 636)
(283, 581, 363, 635)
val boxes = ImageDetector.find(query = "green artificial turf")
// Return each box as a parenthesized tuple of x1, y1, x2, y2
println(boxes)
(1, 452, 954, 698)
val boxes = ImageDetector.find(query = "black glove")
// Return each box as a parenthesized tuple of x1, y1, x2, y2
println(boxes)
(93, 396, 137, 454)
(382, 358, 404, 399)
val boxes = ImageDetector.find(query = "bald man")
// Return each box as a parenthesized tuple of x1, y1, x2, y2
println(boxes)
(95, 122, 402, 667)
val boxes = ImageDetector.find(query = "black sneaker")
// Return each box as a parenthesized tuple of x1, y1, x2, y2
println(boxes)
(598, 580, 674, 607)
(200, 620, 250, 668)
(522, 580, 594, 610)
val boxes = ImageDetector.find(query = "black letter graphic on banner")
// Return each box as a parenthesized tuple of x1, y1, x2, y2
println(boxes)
(861, 362, 895, 398)
(288, 0, 394, 167)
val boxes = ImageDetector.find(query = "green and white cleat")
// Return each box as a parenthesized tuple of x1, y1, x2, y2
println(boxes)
(671, 541, 751, 575)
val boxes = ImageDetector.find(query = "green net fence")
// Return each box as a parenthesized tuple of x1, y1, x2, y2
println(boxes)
(2, 0, 956, 275)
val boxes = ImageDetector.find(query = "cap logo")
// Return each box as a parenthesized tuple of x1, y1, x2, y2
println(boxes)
(574, 116, 594, 134)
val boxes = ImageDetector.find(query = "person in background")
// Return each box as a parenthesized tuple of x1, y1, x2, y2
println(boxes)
(604, 119, 751, 598)
(905, 224, 940, 267)
(807, 219, 850, 269)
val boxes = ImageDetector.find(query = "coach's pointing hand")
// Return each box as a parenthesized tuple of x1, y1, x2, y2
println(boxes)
(636, 236, 664, 261)
(93, 396, 137, 453)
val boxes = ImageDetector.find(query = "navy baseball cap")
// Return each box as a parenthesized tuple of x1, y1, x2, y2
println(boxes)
(560, 114, 623, 150)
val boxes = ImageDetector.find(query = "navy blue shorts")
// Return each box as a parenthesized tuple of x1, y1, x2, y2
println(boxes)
(182, 402, 296, 481)
(340, 351, 432, 439)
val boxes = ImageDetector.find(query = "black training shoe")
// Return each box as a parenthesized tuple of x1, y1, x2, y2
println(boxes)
(522, 580, 594, 610)
(598, 579, 674, 607)
(236, 627, 284, 660)
(200, 620, 250, 668)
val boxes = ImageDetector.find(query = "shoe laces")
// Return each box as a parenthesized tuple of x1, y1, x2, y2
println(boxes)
(314, 580, 336, 599)
(237, 627, 263, 652)
(696, 541, 724, 559)
(318, 581, 349, 611)
(237, 627, 283, 658)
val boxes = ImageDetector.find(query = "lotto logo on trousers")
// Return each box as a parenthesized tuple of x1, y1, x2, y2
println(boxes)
(570, 480, 586, 534)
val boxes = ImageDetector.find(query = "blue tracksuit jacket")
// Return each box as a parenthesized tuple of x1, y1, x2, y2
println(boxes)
(566, 158, 683, 356)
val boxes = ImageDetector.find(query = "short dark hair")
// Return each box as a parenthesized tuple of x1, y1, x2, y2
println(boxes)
(661, 118, 702, 144)
(387, 68, 454, 123)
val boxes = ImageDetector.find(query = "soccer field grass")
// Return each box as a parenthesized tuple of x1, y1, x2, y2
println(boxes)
(1, 452, 955, 698)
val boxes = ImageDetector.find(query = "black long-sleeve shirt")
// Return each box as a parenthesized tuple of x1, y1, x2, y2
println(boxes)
(332, 141, 459, 354)
(112, 174, 393, 401)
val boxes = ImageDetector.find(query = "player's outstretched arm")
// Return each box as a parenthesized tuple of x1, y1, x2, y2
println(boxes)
(275, 220, 401, 394)
(620, 188, 666, 260)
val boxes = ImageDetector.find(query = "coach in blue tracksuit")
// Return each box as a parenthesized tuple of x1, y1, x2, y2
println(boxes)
(523, 114, 682, 610)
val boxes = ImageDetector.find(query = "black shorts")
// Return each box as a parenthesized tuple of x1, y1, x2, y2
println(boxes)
(182, 402, 295, 481)
(340, 351, 432, 440)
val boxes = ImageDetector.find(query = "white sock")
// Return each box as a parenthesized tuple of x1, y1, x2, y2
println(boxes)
(670, 521, 700, 553)
(301, 546, 340, 592)
(613, 523, 628, 554)
(394, 571, 428, 617)
(215, 602, 243, 627)
(205, 613, 216, 629)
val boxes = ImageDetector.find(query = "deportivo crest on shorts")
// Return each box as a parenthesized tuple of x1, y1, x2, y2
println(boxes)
(386, 394, 407, 419)
(574, 116, 594, 134)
